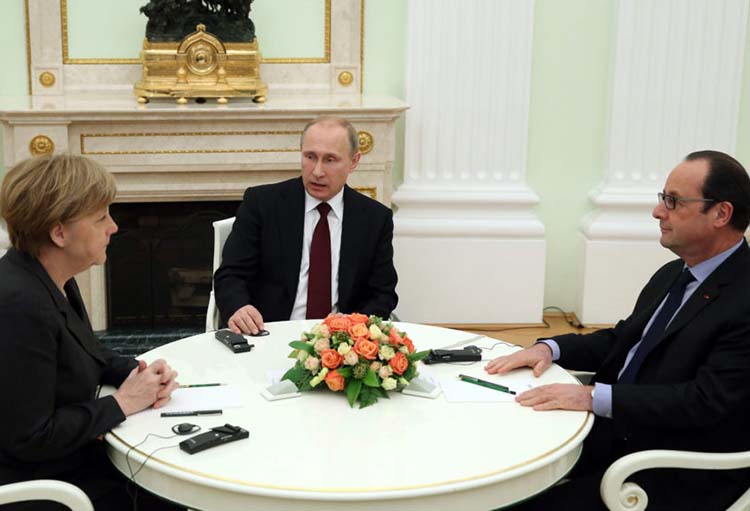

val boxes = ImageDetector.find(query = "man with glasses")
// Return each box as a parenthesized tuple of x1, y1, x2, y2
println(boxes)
(488, 150, 750, 510)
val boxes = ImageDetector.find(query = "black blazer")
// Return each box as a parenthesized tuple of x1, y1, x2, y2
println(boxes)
(214, 178, 398, 325)
(0, 249, 135, 484)
(554, 242, 750, 510)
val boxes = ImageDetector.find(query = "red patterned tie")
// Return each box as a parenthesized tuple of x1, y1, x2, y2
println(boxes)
(306, 202, 332, 319)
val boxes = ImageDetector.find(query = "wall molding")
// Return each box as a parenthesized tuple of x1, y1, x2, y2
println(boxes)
(393, 0, 544, 323)
(577, 0, 749, 323)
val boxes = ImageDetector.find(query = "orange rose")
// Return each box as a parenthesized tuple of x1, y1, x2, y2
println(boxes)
(324, 313, 352, 332)
(353, 338, 379, 360)
(388, 328, 403, 345)
(320, 349, 344, 369)
(348, 322, 370, 340)
(389, 352, 409, 375)
(402, 335, 415, 354)
(348, 313, 369, 324)
(325, 370, 345, 392)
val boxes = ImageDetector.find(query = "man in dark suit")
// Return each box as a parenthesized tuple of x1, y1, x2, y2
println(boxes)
(214, 116, 398, 334)
(487, 150, 750, 510)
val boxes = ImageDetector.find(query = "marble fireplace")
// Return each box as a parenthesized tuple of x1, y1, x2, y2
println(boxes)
(0, 0, 407, 334)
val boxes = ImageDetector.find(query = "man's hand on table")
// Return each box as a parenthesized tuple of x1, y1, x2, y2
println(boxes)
(484, 342, 553, 377)
(228, 304, 265, 335)
(515, 383, 594, 411)
(484, 343, 592, 411)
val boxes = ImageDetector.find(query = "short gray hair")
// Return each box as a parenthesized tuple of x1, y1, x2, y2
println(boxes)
(300, 116, 359, 157)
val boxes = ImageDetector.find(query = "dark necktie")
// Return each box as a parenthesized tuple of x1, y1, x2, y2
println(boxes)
(306, 202, 332, 319)
(618, 268, 696, 384)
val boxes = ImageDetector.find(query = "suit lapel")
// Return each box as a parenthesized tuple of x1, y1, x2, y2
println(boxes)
(646, 242, 748, 355)
(61, 280, 107, 364)
(9, 249, 106, 364)
(277, 178, 306, 298)
(338, 186, 364, 307)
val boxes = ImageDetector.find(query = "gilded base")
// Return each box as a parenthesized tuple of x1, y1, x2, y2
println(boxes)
(134, 25, 268, 104)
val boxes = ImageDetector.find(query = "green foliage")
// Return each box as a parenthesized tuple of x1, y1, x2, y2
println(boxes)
(289, 341, 314, 354)
(368, 315, 383, 328)
(358, 385, 384, 408)
(346, 379, 362, 407)
(408, 350, 431, 363)
(402, 363, 417, 381)
(337, 367, 352, 379)
(362, 369, 380, 387)
(282, 363, 314, 391)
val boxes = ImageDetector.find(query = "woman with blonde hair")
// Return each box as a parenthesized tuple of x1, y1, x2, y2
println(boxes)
(0, 154, 182, 510)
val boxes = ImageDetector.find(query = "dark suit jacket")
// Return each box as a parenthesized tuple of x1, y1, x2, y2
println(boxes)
(214, 178, 398, 325)
(0, 248, 135, 486)
(553, 242, 750, 510)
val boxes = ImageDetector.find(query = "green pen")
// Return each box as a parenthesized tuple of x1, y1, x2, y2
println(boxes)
(458, 374, 516, 395)
(180, 383, 225, 388)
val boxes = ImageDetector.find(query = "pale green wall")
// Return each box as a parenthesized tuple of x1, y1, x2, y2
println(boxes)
(0, 0, 28, 172)
(527, 0, 615, 309)
(2, 1, 750, 312)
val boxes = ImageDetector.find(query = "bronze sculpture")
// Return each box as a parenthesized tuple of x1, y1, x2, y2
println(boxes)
(141, 0, 255, 42)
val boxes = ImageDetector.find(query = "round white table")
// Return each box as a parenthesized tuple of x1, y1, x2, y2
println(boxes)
(105, 321, 593, 511)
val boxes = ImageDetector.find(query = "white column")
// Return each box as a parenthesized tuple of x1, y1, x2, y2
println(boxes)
(578, 0, 749, 324)
(393, 0, 544, 323)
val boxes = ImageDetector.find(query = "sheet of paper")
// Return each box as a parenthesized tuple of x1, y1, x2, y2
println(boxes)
(440, 375, 536, 403)
(154, 384, 243, 413)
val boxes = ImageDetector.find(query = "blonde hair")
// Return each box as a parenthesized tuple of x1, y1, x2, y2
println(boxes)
(301, 116, 359, 157)
(0, 154, 116, 257)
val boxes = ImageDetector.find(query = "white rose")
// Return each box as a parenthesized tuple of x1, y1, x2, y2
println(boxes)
(378, 365, 393, 379)
(311, 323, 330, 338)
(313, 338, 330, 353)
(379, 345, 395, 361)
(398, 345, 410, 355)
(304, 356, 320, 373)
(381, 377, 397, 391)
(337, 343, 351, 355)
(344, 351, 359, 366)
(297, 350, 309, 362)
(369, 324, 383, 339)
(370, 361, 382, 372)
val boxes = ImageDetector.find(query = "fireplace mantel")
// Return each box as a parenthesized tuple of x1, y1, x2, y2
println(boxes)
(0, 92, 407, 330)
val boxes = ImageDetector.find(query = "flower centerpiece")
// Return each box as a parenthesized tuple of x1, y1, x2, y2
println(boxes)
(282, 313, 430, 408)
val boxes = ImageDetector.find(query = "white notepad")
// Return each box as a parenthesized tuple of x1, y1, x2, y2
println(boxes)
(154, 384, 243, 413)
(440, 376, 534, 403)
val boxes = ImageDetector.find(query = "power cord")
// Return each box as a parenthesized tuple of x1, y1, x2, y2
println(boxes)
(543, 306, 586, 329)
(125, 426, 201, 511)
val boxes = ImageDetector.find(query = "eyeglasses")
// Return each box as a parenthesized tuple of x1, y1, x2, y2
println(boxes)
(657, 192, 716, 210)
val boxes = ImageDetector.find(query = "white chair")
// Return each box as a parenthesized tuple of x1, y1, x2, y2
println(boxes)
(205, 216, 236, 332)
(600, 450, 750, 511)
(0, 480, 94, 511)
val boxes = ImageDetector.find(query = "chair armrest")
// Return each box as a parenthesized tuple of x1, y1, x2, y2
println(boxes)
(600, 450, 750, 511)
(0, 480, 94, 511)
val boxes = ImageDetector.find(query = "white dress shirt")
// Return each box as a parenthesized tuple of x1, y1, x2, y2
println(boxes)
(289, 188, 344, 319)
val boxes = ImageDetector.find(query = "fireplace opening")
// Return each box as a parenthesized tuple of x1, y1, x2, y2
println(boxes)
(102, 201, 239, 353)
